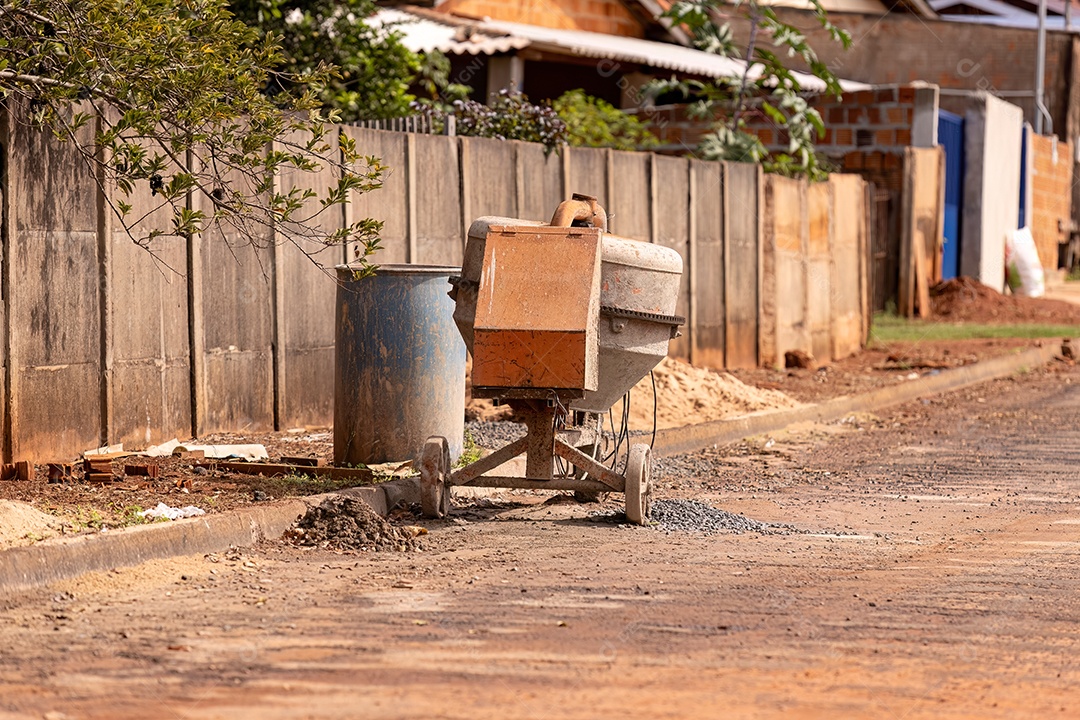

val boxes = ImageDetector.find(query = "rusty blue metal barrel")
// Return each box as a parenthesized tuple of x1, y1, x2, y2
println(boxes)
(334, 264, 465, 466)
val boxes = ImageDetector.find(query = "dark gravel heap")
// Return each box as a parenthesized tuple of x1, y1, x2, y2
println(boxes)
(653, 451, 728, 481)
(465, 420, 527, 449)
(285, 497, 419, 551)
(467, 419, 651, 452)
(651, 499, 782, 535)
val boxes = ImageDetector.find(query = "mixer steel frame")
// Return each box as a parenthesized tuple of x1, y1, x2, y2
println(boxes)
(420, 396, 652, 525)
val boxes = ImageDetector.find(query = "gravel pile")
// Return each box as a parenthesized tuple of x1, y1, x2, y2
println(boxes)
(653, 451, 728, 481)
(467, 419, 652, 450)
(465, 420, 526, 450)
(650, 499, 785, 535)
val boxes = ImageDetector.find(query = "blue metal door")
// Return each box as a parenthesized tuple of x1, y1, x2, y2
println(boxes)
(1018, 125, 1027, 229)
(938, 110, 965, 280)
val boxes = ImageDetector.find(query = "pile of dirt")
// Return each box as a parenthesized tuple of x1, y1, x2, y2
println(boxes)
(931, 276, 1080, 324)
(624, 357, 801, 431)
(0, 500, 60, 547)
(285, 496, 420, 551)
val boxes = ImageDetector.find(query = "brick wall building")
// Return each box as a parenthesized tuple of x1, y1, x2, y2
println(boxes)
(745, 84, 939, 161)
(637, 83, 937, 170)
(727, 8, 1078, 138)
(727, 7, 1080, 235)
(434, 0, 647, 37)
(633, 83, 937, 308)
(1029, 134, 1074, 272)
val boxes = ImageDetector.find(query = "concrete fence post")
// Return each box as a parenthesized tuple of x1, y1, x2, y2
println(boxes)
(605, 148, 615, 222)
(722, 162, 762, 369)
(95, 111, 114, 445)
(459, 136, 471, 260)
(687, 160, 699, 366)
(649, 153, 659, 245)
(0, 103, 13, 461)
(758, 175, 776, 368)
(514, 142, 526, 220)
(270, 141, 286, 430)
(560, 145, 571, 201)
(406, 133, 418, 263)
(186, 149, 207, 438)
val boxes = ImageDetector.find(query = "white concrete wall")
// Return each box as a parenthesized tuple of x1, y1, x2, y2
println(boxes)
(961, 93, 1024, 291)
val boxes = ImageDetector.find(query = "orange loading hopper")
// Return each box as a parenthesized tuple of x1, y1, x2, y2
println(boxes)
(471, 225, 602, 396)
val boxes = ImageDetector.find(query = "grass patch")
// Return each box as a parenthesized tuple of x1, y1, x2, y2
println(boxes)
(74, 506, 106, 531)
(870, 313, 1080, 344)
(61, 503, 166, 531)
(455, 430, 483, 468)
(252, 472, 364, 497)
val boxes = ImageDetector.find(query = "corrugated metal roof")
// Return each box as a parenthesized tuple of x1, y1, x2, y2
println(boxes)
(374, 9, 530, 55)
(375, 8, 869, 92)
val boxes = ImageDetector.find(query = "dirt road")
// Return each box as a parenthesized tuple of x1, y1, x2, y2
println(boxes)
(1, 363, 1079, 719)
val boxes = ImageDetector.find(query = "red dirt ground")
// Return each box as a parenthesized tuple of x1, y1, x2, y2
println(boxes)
(2, 338, 1065, 533)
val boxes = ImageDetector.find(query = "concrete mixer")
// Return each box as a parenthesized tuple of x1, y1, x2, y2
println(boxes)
(420, 194, 684, 525)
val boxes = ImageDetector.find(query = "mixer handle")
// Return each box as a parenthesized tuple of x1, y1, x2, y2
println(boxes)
(549, 193, 608, 232)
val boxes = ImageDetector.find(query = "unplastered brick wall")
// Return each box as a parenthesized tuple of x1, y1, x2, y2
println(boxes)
(1030, 134, 1073, 270)
(811, 86, 917, 154)
(437, 0, 645, 37)
(840, 150, 904, 178)
(742, 84, 934, 157)
(641, 83, 936, 159)
(636, 103, 715, 150)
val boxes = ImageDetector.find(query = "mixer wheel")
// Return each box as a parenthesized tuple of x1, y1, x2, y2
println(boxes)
(624, 443, 652, 525)
(420, 436, 451, 519)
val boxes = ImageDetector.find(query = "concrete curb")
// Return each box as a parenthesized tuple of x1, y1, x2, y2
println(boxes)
(653, 341, 1065, 457)
(0, 477, 419, 594)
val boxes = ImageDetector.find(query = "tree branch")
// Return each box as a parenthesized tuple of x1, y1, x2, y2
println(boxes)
(0, 70, 70, 89)
(0, 4, 54, 26)
(730, 7, 761, 129)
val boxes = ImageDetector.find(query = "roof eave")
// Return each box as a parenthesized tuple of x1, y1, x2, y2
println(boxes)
(888, 0, 941, 20)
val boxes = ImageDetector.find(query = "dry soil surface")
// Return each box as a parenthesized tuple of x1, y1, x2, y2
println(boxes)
(0, 361, 1078, 719)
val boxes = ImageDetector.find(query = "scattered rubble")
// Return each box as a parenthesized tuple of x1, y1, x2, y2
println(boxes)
(285, 496, 422, 551)
(785, 350, 816, 369)
(138, 503, 205, 521)
(83, 440, 270, 462)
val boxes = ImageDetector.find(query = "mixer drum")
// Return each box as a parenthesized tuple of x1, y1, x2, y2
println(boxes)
(577, 235, 682, 413)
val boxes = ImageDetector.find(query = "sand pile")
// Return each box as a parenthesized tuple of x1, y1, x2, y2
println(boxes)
(285, 497, 420, 552)
(0, 500, 60, 547)
(465, 355, 515, 422)
(623, 357, 800, 431)
(932, 276, 1080, 324)
(465, 353, 799, 430)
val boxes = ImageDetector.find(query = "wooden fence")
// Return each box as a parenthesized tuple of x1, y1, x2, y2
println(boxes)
(0, 115, 870, 461)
